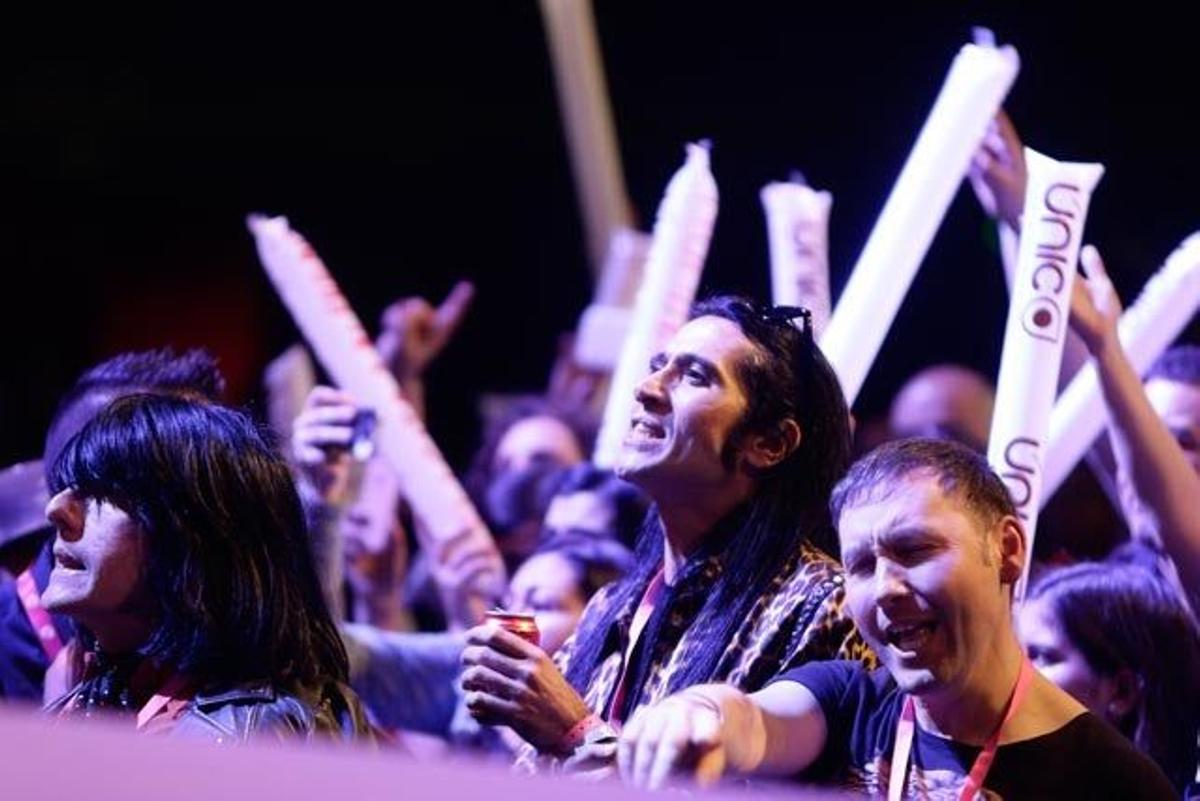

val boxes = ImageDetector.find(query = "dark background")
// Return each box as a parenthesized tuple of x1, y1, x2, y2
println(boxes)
(2, 3, 1196, 471)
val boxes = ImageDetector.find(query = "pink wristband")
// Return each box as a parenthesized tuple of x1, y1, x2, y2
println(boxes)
(558, 713, 603, 752)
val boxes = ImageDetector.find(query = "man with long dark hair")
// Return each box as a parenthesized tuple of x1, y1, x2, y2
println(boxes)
(42, 393, 371, 741)
(0, 348, 227, 703)
(461, 295, 871, 773)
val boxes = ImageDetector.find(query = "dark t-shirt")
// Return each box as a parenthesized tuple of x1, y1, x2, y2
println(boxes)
(775, 660, 1175, 800)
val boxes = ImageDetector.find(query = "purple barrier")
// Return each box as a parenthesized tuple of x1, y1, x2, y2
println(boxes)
(0, 704, 848, 800)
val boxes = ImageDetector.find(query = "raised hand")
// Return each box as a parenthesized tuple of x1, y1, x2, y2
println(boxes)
(376, 280, 475, 381)
(1069, 244, 1123, 356)
(292, 385, 363, 506)
(968, 110, 1027, 230)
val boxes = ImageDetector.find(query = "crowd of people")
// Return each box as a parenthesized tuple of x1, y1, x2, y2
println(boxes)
(1, 63, 1198, 801)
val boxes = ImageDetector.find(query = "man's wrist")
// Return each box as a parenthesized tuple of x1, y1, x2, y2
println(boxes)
(678, 684, 766, 773)
(554, 713, 604, 755)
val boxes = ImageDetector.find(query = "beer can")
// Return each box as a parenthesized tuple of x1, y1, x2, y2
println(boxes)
(484, 610, 540, 647)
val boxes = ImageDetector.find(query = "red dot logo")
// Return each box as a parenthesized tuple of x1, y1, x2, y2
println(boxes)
(1021, 299, 1061, 342)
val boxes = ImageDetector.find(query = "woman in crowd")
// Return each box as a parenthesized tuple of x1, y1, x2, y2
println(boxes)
(1019, 561, 1200, 792)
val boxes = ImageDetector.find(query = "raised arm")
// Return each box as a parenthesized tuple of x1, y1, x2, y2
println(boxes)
(1070, 245, 1200, 598)
(375, 281, 474, 421)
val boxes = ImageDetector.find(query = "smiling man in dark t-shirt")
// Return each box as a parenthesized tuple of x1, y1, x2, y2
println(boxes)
(616, 439, 1175, 799)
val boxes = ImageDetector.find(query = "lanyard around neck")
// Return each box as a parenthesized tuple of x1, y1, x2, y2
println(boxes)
(16, 569, 64, 662)
(887, 657, 1034, 801)
(136, 672, 193, 730)
(606, 569, 666, 724)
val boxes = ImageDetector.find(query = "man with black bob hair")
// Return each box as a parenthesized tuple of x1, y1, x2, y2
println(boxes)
(0, 348, 226, 702)
(43, 393, 371, 741)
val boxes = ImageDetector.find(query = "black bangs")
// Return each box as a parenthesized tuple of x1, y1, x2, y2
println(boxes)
(45, 392, 348, 688)
(47, 394, 164, 513)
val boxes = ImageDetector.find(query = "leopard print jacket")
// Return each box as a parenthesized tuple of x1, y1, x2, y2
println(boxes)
(516, 540, 875, 774)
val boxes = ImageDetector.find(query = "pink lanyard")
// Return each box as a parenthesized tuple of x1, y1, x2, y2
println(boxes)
(887, 658, 1034, 801)
(606, 569, 665, 724)
(15, 568, 64, 662)
(136, 673, 193, 730)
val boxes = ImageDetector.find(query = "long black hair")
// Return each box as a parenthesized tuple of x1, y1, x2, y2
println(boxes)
(49, 393, 348, 689)
(565, 295, 851, 703)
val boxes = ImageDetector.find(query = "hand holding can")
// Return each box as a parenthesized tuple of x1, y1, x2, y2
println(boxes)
(484, 609, 540, 647)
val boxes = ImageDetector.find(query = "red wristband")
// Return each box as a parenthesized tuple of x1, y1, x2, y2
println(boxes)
(558, 713, 603, 752)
